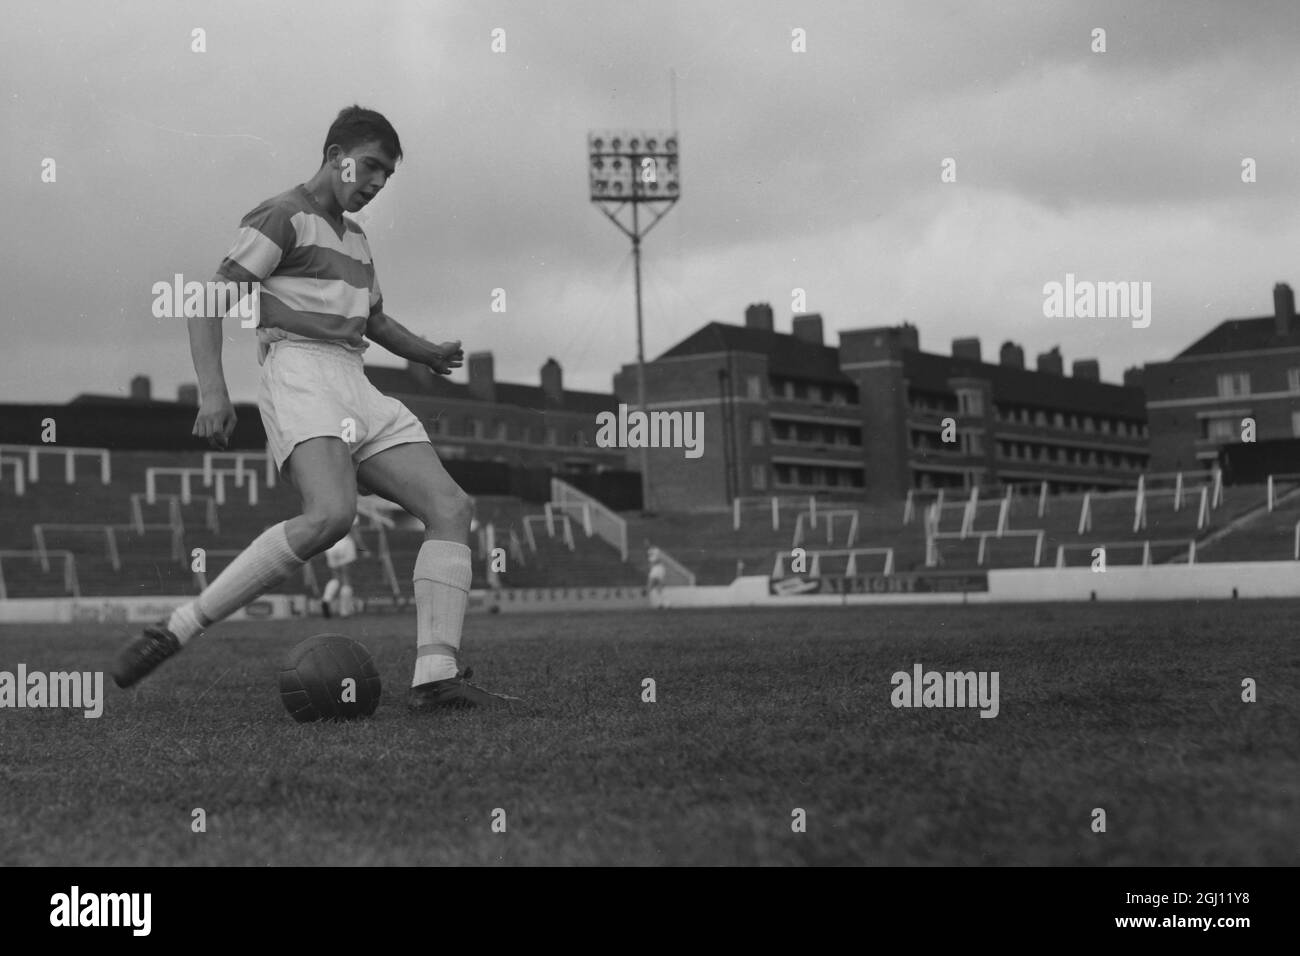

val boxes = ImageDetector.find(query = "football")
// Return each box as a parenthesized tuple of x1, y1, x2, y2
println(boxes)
(278, 634, 381, 722)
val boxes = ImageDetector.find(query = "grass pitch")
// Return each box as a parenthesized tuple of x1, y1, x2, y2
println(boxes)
(0, 601, 1295, 866)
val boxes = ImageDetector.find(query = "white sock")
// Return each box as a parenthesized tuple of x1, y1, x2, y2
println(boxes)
(339, 585, 354, 617)
(194, 522, 304, 629)
(167, 602, 205, 646)
(412, 539, 471, 685)
(322, 578, 340, 604)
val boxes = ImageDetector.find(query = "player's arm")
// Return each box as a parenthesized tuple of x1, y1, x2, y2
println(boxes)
(194, 204, 291, 448)
(365, 311, 463, 375)
(188, 272, 241, 449)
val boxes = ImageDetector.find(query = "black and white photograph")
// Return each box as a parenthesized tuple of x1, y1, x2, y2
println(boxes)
(0, 0, 1294, 926)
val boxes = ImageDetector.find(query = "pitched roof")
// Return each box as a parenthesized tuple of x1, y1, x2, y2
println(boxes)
(1175, 315, 1300, 358)
(656, 322, 850, 381)
(903, 350, 1146, 419)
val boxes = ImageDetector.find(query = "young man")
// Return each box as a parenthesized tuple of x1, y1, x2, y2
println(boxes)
(112, 105, 516, 710)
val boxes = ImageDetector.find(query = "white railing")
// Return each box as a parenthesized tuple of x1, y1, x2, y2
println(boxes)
(204, 449, 277, 490)
(773, 547, 895, 578)
(147, 465, 259, 506)
(33, 522, 184, 572)
(1265, 473, 1300, 512)
(903, 488, 944, 525)
(926, 529, 1044, 568)
(523, 513, 576, 553)
(1054, 539, 1196, 568)
(551, 478, 627, 560)
(0, 549, 80, 599)
(791, 509, 859, 548)
(927, 492, 1004, 539)
(652, 547, 696, 587)
(130, 492, 220, 535)
(0, 444, 111, 485)
(735, 494, 829, 531)
(0, 454, 25, 495)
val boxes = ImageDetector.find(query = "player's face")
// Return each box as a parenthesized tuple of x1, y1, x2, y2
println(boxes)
(336, 142, 397, 212)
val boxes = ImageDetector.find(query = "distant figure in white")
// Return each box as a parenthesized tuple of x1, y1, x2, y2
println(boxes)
(646, 544, 667, 609)
(322, 517, 365, 618)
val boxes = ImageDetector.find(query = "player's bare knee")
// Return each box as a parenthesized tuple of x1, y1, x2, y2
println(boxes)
(422, 488, 473, 537)
(303, 506, 355, 550)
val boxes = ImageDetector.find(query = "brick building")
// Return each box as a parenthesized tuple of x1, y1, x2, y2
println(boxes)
(364, 354, 623, 474)
(1144, 283, 1300, 472)
(615, 304, 1149, 507)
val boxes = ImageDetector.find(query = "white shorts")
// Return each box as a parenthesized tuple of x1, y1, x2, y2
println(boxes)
(325, 535, 358, 569)
(258, 339, 430, 475)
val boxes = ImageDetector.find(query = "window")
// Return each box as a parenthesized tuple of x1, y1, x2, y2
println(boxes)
(1289, 368, 1300, 393)
(1206, 418, 1235, 441)
(1053, 412, 1064, 429)
(496, 421, 508, 441)
(471, 419, 485, 440)
(957, 389, 984, 417)
(1292, 411, 1300, 438)
(545, 426, 558, 446)
(960, 432, 983, 455)
(746, 375, 763, 400)
(1217, 373, 1250, 398)
(751, 465, 767, 491)
(750, 419, 765, 446)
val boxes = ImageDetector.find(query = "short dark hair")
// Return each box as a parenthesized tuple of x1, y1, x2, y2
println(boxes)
(321, 105, 402, 165)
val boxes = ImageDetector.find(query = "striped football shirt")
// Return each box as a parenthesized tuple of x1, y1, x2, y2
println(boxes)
(215, 184, 382, 362)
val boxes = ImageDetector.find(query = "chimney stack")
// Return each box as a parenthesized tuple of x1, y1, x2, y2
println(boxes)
(468, 351, 496, 403)
(791, 313, 824, 345)
(130, 375, 151, 401)
(898, 322, 919, 352)
(1072, 359, 1100, 382)
(744, 303, 774, 332)
(541, 358, 564, 405)
(1275, 283, 1295, 335)
(1037, 347, 1064, 376)
(952, 337, 982, 362)
(999, 341, 1024, 369)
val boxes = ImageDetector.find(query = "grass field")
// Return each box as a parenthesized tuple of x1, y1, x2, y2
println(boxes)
(0, 601, 1296, 866)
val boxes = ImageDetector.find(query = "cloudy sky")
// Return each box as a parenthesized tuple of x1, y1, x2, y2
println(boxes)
(4, 0, 1300, 404)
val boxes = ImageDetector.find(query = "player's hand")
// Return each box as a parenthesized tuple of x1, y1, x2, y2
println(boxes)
(193, 396, 238, 449)
(425, 340, 464, 376)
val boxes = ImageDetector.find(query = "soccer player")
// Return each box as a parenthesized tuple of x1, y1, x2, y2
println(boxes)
(320, 516, 364, 618)
(646, 543, 667, 609)
(112, 106, 516, 710)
